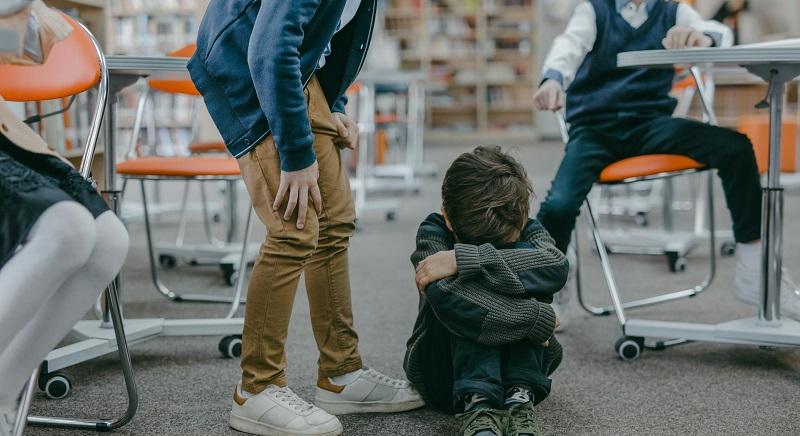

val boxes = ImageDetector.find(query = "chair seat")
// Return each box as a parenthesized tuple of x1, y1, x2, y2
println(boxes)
(599, 154, 704, 184)
(117, 156, 240, 178)
(188, 141, 228, 154)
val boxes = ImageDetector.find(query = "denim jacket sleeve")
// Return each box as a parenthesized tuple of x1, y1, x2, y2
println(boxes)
(248, 0, 320, 172)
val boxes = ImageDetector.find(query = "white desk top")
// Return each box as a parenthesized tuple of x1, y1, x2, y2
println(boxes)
(105, 55, 189, 79)
(618, 47, 800, 69)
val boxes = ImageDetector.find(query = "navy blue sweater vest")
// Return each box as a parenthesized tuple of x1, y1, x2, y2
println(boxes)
(566, 0, 678, 124)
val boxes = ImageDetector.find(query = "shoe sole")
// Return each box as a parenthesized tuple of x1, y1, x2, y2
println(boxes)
(314, 398, 426, 415)
(229, 413, 342, 436)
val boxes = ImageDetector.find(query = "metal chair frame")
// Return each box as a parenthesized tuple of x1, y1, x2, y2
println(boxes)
(4, 18, 139, 433)
(561, 67, 720, 318)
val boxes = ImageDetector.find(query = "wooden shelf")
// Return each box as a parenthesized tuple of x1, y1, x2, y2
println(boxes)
(386, 0, 537, 133)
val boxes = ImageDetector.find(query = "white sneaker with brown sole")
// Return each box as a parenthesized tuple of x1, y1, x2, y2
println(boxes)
(314, 368, 425, 415)
(230, 383, 342, 436)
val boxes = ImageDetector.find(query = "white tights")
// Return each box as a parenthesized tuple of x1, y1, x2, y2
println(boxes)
(0, 202, 129, 407)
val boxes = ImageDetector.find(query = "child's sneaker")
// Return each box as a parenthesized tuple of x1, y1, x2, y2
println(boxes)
(733, 262, 800, 320)
(314, 367, 424, 415)
(456, 408, 506, 436)
(552, 246, 576, 333)
(506, 401, 541, 436)
(229, 383, 342, 436)
(455, 393, 505, 436)
(504, 387, 541, 436)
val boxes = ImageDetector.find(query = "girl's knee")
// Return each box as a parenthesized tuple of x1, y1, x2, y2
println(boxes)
(42, 202, 97, 267)
(90, 212, 130, 277)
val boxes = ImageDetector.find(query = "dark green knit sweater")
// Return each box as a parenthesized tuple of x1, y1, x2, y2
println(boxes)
(404, 213, 568, 412)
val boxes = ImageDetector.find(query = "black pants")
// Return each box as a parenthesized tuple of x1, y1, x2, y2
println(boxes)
(537, 115, 763, 253)
(451, 335, 551, 410)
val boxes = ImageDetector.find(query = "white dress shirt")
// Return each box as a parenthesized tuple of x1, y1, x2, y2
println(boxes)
(542, 0, 733, 89)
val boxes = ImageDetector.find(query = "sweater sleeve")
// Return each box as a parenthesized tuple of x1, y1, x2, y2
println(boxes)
(454, 219, 569, 300)
(248, 0, 320, 172)
(411, 214, 558, 346)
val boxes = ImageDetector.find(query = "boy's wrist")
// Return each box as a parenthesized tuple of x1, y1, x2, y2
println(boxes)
(540, 69, 564, 89)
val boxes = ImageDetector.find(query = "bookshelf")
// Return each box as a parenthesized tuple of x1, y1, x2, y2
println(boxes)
(384, 0, 537, 135)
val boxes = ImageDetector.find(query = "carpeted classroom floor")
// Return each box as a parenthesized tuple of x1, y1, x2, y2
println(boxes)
(25, 138, 800, 436)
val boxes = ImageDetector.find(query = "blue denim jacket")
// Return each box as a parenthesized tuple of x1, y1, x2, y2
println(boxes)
(188, 0, 376, 171)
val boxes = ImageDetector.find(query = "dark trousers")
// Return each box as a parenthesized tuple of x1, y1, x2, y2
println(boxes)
(537, 115, 763, 253)
(451, 335, 551, 410)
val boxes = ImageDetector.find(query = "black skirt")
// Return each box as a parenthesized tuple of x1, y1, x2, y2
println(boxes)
(0, 133, 108, 268)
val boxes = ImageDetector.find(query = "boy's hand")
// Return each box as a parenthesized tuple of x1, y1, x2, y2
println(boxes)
(273, 161, 323, 230)
(415, 250, 457, 292)
(541, 316, 561, 347)
(662, 26, 713, 49)
(332, 112, 359, 150)
(533, 79, 565, 112)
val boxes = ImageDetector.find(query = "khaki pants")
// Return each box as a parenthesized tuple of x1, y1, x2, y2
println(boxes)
(236, 76, 362, 393)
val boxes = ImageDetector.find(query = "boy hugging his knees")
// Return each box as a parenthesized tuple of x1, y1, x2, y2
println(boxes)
(404, 146, 569, 436)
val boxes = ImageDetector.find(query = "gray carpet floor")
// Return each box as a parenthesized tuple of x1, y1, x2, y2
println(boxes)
(25, 139, 800, 436)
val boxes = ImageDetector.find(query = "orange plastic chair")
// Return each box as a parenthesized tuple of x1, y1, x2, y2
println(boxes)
(556, 67, 720, 335)
(0, 14, 107, 179)
(147, 44, 227, 154)
(0, 14, 139, 433)
(117, 43, 252, 305)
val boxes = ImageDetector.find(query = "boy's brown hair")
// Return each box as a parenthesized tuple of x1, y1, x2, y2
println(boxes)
(442, 146, 533, 246)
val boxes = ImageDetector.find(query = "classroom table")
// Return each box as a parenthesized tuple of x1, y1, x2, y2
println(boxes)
(610, 46, 800, 350)
(29, 56, 245, 431)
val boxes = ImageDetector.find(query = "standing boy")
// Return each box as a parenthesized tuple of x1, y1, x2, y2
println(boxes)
(189, 1, 423, 435)
(533, 0, 800, 319)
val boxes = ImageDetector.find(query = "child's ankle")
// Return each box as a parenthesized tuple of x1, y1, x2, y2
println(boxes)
(462, 392, 493, 412)
(504, 386, 534, 407)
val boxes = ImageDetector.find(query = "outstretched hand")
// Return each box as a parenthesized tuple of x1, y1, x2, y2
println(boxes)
(273, 160, 323, 230)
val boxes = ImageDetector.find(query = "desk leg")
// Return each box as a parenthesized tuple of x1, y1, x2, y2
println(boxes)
(759, 77, 786, 323)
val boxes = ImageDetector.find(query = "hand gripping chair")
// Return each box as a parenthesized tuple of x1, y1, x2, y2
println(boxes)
(0, 15, 138, 433)
(117, 45, 255, 307)
(559, 68, 720, 359)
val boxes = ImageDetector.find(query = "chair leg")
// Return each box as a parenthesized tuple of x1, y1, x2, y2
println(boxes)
(225, 205, 255, 319)
(141, 180, 247, 305)
(12, 369, 38, 436)
(27, 281, 139, 431)
(578, 172, 718, 321)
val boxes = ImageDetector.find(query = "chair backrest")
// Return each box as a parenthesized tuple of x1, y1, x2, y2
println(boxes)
(0, 14, 108, 179)
(148, 44, 199, 96)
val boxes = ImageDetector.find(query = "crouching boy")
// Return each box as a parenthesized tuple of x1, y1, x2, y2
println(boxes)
(405, 146, 568, 436)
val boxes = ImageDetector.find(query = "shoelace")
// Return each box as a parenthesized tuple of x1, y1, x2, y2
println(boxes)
(466, 409, 504, 434)
(268, 387, 316, 414)
(364, 368, 407, 388)
(509, 404, 538, 431)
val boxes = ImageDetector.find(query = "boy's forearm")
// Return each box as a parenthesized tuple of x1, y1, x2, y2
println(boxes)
(540, 1, 597, 90)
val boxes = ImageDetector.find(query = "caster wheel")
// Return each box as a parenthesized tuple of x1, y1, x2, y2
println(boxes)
(219, 335, 243, 359)
(159, 254, 177, 269)
(721, 241, 736, 257)
(634, 211, 649, 227)
(666, 252, 687, 273)
(39, 372, 71, 399)
(386, 211, 397, 222)
(615, 336, 643, 361)
(221, 264, 236, 286)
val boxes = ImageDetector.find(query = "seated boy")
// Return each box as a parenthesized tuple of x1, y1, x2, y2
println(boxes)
(405, 146, 569, 436)
(534, 0, 800, 318)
